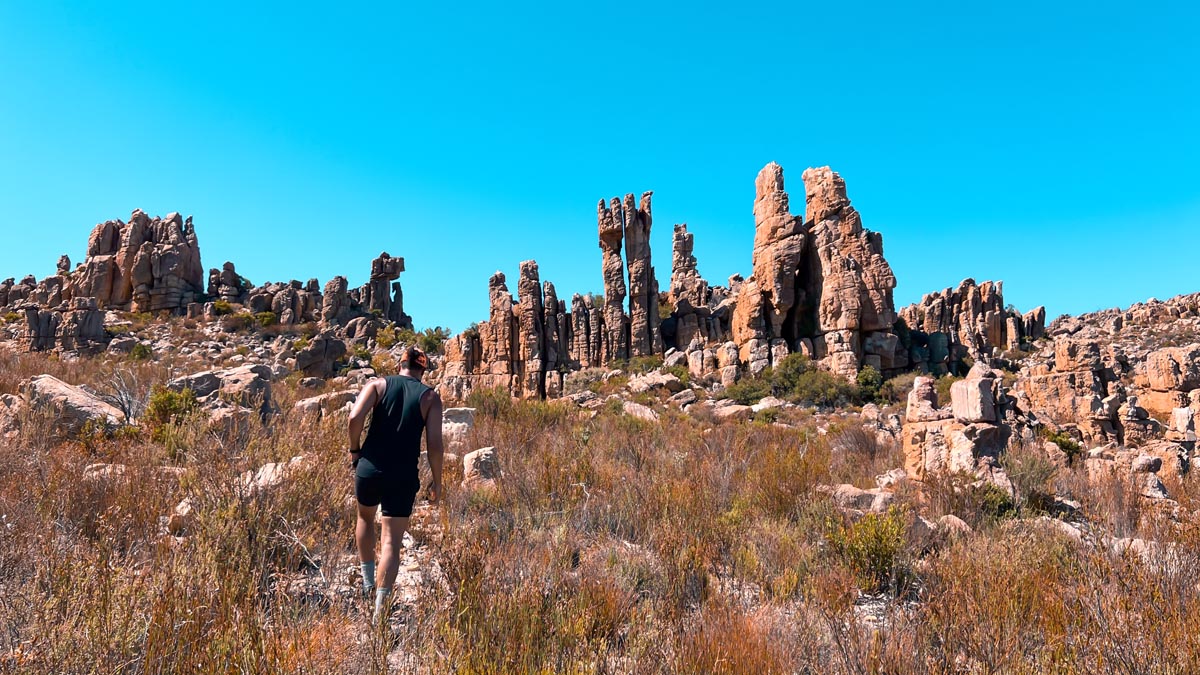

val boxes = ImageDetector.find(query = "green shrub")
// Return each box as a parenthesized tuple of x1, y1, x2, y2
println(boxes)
(254, 311, 278, 328)
(625, 356, 664, 374)
(721, 377, 772, 405)
(375, 326, 399, 349)
(417, 327, 452, 354)
(788, 369, 856, 407)
(1041, 428, 1082, 464)
(129, 343, 153, 361)
(466, 386, 514, 419)
(664, 364, 691, 386)
(211, 300, 234, 316)
(292, 335, 310, 351)
(1002, 444, 1059, 514)
(143, 386, 198, 441)
(768, 353, 812, 396)
(351, 346, 372, 362)
(2, 312, 20, 323)
(879, 372, 919, 403)
(856, 365, 883, 402)
(825, 506, 912, 595)
(935, 375, 962, 407)
(220, 313, 256, 333)
(104, 324, 130, 337)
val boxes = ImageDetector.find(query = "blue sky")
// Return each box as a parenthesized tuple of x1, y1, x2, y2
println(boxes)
(1, 1, 1196, 331)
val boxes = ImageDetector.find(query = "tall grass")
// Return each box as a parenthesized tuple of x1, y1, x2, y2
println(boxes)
(2, 346, 1199, 672)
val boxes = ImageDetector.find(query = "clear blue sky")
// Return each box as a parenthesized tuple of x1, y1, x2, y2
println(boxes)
(1, 1, 1196, 331)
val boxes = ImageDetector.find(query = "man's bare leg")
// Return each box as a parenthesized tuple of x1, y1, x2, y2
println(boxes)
(375, 515, 410, 616)
(356, 504, 378, 597)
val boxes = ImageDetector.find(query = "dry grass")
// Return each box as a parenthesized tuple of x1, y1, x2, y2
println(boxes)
(2, 347, 1200, 672)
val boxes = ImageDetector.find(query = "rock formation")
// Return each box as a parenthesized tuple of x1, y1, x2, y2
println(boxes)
(74, 210, 204, 313)
(901, 364, 1010, 489)
(899, 279, 1046, 374)
(732, 163, 899, 379)
(362, 253, 412, 329)
(598, 198, 630, 364)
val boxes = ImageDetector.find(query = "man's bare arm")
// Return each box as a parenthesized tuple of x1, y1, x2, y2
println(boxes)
(423, 390, 445, 502)
(347, 379, 383, 453)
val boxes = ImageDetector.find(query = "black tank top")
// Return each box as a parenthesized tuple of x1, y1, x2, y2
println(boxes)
(355, 375, 430, 479)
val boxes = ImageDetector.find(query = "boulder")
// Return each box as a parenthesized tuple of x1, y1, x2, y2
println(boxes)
(442, 407, 476, 450)
(21, 374, 125, 434)
(462, 447, 500, 489)
(905, 376, 946, 422)
(950, 376, 997, 423)
(627, 371, 685, 394)
(622, 400, 660, 422)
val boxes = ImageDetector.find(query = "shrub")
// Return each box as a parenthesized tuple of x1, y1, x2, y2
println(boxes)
(417, 326, 452, 354)
(1042, 428, 1082, 464)
(878, 372, 919, 403)
(789, 369, 856, 407)
(855, 365, 883, 401)
(663, 364, 690, 386)
(625, 355, 664, 374)
(935, 374, 962, 406)
(721, 377, 771, 405)
(292, 334, 310, 351)
(2, 311, 20, 323)
(768, 353, 812, 395)
(466, 386, 514, 418)
(220, 312, 257, 333)
(825, 506, 912, 595)
(211, 300, 234, 316)
(254, 311, 277, 328)
(1002, 443, 1059, 514)
(375, 326, 399, 349)
(143, 386, 197, 441)
(129, 343, 153, 361)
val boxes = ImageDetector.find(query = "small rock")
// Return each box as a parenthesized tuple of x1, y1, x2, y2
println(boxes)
(462, 447, 500, 488)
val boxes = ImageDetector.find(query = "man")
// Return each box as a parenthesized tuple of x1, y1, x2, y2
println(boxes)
(347, 346, 444, 617)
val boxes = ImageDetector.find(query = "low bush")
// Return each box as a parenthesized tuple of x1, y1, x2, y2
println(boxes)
(211, 300, 234, 316)
(254, 311, 278, 328)
(3, 311, 21, 323)
(825, 505, 913, 595)
(129, 343, 153, 361)
(934, 374, 962, 406)
(855, 365, 883, 401)
(878, 371, 919, 403)
(220, 312, 257, 333)
(143, 386, 198, 441)
(1042, 428, 1082, 464)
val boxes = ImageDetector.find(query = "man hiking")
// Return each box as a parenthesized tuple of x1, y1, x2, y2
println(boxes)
(347, 346, 444, 617)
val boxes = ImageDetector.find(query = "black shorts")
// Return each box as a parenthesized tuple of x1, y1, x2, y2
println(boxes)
(355, 473, 420, 518)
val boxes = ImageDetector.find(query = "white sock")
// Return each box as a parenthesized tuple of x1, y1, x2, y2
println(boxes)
(374, 587, 392, 616)
(361, 561, 376, 591)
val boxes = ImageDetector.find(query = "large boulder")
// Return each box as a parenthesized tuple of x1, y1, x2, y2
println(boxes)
(951, 376, 997, 423)
(295, 330, 348, 378)
(21, 375, 125, 433)
(1146, 345, 1200, 392)
(442, 407, 476, 451)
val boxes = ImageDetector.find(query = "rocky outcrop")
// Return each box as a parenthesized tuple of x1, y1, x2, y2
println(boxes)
(623, 192, 661, 359)
(21, 296, 105, 352)
(598, 198, 630, 364)
(74, 210, 204, 313)
(898, 278, 1045, 374)
(295, 330, 348, 378)
(732, 163, 899, 379)
(902, 366, 1009, 488)
(363, 253, 411, 329)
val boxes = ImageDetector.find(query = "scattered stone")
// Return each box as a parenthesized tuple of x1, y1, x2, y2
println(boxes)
(462, 447, 500, 489)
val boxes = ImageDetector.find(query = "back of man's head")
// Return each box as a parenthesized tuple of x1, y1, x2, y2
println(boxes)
(400, 346, 429, 374)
